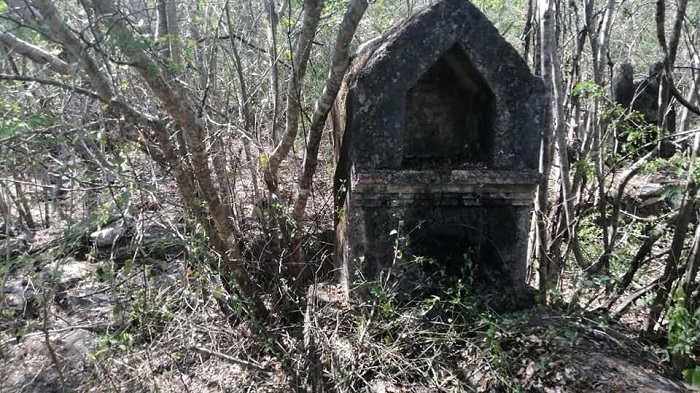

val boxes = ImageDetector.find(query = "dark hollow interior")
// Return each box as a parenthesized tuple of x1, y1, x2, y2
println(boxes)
(403, 44, 495, 169)
(356, 202, 520, 293)
(405, 205, 515, 287)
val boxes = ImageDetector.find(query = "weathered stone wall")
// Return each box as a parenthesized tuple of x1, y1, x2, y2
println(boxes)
(333, 0, 545, 308)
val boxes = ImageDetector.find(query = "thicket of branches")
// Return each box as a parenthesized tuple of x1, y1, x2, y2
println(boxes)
(0, 0, 699, 381)
(531, 0, 700, 331)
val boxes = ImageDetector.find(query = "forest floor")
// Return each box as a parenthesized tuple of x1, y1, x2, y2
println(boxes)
(0, 222, 697, 392)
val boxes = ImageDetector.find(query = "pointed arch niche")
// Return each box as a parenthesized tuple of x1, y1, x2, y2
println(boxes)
(402, 44, 495, 169)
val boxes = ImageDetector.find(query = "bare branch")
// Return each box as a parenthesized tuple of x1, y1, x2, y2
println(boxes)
(3, 0, 42, 23)
(655, 0, 667, 56)
(198, 34, 267, 54)
(33, 0, 115, 101)
(0, 73, 101, 100)
(192, 346, 270, 373)
(668, 0, 687, 65)
(292, 0, 369, 222)
(669, 73, 700, 116)
(0, 24, 75, 75)
(265, 0, 324, 190)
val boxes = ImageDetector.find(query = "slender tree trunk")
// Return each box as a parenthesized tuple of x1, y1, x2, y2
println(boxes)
(592, 0, 618, 269)
(155, 0, 169, 53)
(550, 1, 587, 272)
(644, 181, 698, 333)
(593, 0, 616, 83)
(643, 0, 693, 334)
(535, 0, 556, 301)
(683, 222, 700, 311)
(655, 0, 687, 142)
(224, 2, 262, 207)
(679, 45, 699, 133)
(264, 0, 323, 192)
(681, 68, 700, 311)
(522, 0, 536, 66)
(263, 0, 282, 144)
(287, 0, 369, 290)
(291, 0, 369, 220)
(165, 0, 181, 69)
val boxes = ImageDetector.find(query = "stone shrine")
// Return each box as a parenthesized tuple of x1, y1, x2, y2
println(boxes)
(333, 0, 545, 306)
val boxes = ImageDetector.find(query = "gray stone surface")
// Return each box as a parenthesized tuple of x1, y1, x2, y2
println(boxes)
(333, 0, 544, 307)
(42, 258, 91, 290)
(90, 218, 126, 247)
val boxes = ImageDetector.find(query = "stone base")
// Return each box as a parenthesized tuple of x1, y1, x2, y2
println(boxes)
(335, 170, 537, 307)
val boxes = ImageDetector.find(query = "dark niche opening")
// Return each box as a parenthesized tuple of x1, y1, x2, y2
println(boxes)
(404, 204, 515, 287)
(403, 44, 495, 169)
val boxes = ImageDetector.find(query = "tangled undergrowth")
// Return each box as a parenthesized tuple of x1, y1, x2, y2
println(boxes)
(304, 282, 692, 393)
(1, 222, 695, 392)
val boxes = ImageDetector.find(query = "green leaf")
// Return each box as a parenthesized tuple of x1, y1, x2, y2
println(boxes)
(571, 80, 604, 97)
(672, 287, 686, 302)
(683, 367, 700, 386)
(251, 205, 263, 219)
(123, 259, 134, 274)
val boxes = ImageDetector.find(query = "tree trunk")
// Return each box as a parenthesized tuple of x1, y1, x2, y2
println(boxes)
(642, 0, 693, 334)
(225, 2, 262, 205)
(81, 0, 269, 319)
(288, 0, 369, 291)
(263, 0, 282, 144)
(264, 0, 323, 191)
(535, 0, 556, 301)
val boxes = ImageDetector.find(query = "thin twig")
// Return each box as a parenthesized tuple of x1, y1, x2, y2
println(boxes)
(0, 74, 103, 101)
(191, 346, 270, 373)
(42, 290, 69, 392)
(1, 323, 117, 347)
